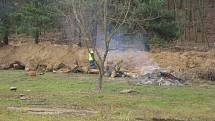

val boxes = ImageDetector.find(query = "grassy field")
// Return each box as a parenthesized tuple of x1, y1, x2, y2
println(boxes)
(0, 70, 215, 121)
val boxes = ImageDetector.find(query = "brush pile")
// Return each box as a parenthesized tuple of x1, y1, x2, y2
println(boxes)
(136, 70, 185, 86)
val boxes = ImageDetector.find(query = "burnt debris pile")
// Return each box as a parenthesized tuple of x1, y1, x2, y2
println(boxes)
(136, 70, 185, 86)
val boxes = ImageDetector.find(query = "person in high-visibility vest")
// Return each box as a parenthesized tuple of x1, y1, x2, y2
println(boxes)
(88, 49, 96, 69)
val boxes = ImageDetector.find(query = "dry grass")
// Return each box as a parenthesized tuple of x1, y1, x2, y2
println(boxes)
(151, 49, 215, 82)
(0, 41, 88, 69)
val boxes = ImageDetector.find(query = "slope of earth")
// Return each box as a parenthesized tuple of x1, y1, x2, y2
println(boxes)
(0, 36, 215, 83)
(0, 35, 161, 75)
(151, 50, 215, 83)
(0, 41, 88, 70)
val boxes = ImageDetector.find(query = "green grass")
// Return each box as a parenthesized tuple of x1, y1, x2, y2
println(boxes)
(0, 70, 215, 121)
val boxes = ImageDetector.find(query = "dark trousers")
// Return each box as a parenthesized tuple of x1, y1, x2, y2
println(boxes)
(89, 60, 96, 69)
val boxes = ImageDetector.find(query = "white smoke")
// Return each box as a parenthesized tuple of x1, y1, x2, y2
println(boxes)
(104, 31, 159, 75)
(106, 49, 160, 75)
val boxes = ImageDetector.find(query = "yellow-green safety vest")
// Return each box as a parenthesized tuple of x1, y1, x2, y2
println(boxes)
(88, 52, 94, 61)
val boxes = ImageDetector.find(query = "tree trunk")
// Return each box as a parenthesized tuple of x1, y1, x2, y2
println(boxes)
(97, 71, 103, 92)
(34, 30, 39, 44)
(173, 0, 177, 19)
(179, 0, 183, 9)
(167, 0, 171, 10)
(210, 0, 215, 8)
(3, 32, 9, 45)
(34, 36, 39, 44)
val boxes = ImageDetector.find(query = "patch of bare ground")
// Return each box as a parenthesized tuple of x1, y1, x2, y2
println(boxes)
(7, 107, 97, 116)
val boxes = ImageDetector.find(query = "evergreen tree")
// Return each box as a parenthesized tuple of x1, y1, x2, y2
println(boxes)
(14, 0, 58, 44)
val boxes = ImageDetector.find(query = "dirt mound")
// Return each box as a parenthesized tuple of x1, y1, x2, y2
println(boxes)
(1, 37, 215, 82)
(151, 50, 215, 81)
(0, 40, 160, 75)
(0, 41, 88, 71)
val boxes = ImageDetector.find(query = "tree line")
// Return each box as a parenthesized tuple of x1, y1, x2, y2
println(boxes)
(1, 0, 210, 45)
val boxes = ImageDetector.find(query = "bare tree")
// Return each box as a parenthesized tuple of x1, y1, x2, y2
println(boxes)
(64, 0, 131, 91)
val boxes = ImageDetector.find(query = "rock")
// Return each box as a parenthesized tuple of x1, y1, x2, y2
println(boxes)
(55, 66, 72, 73)
(111, 70, 126, 78)
(53, 63, 66, 71)
(37, 64, 47, 75)
(111, 70, 117, 78)
(10, 61, 25, 70)
(121, 74, 126, 78)
(25, 67, 30, 71)
(71, 65, 83, 73)
(0, 64, 10, 70)
(20, 96, 27, 100)
(10, 87, 17, 91)
(53, 63, 73, 73)
(19, 94, 28, 100)
(88, 69, 99, 74)
(117, 71, 126, 78)
(13, 64, 24, 69)
(120, 89, 138, 94)
(19, 94, 25, 97)
(53, 70, 57, 73)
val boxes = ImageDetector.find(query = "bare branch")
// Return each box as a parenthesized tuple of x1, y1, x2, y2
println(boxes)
(106, 0, 131, 50)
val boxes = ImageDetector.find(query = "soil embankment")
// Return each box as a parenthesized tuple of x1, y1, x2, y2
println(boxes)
(152, 50, 215, 82)
(0, 41, 88, 70)
(0, 38, 215, 82)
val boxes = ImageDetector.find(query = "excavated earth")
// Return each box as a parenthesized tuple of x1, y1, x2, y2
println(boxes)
(0, 40, 88, 72)
(151, 50, 215, 83)
(0, 36, 215, 83)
